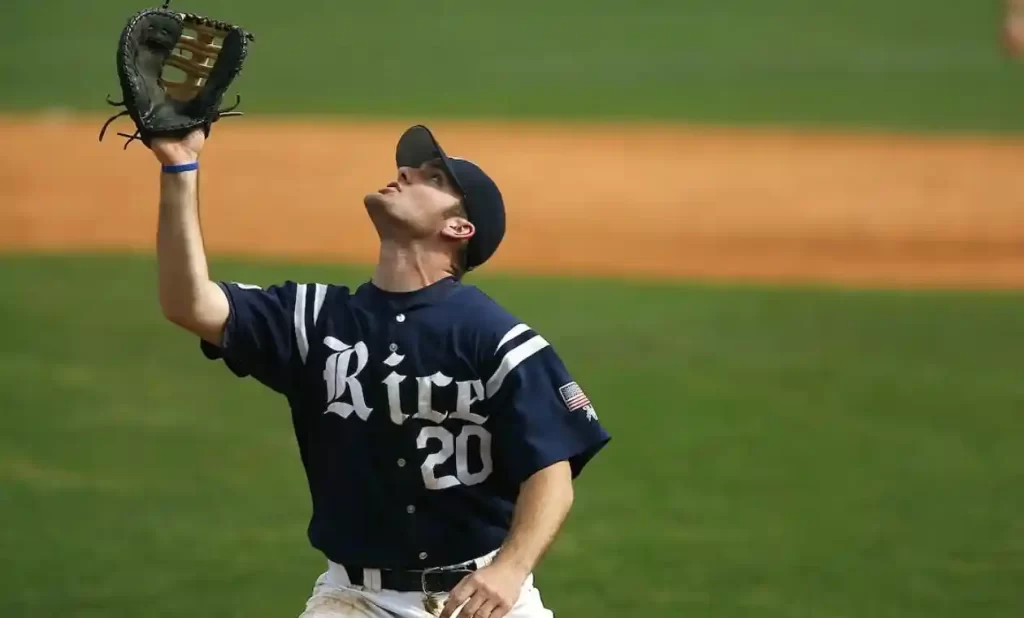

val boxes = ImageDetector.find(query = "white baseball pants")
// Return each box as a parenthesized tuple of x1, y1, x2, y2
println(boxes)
(298, 557, 554, 618)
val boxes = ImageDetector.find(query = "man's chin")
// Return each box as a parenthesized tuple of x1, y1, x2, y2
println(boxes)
(362, 194, 401, 234)
(363, 192, 386, 209)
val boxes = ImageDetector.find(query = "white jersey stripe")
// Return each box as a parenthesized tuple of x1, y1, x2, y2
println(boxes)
(486, 335, 549, 398)
(313, 283, 328, 325)
(294, 283, 309, 364)
(495, 323, 531, 351)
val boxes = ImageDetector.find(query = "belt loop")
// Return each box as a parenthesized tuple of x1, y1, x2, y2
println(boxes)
(362, 568, 382, 592)
(327, 560, 352, 587)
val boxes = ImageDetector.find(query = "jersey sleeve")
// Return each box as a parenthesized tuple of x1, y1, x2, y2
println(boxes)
(199, 280, 320, 395)
(484, 323, 611, 487)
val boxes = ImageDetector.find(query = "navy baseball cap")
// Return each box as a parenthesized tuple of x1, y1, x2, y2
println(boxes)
(396, 125, 505, 271)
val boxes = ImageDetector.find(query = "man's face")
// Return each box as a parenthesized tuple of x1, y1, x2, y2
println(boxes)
(364, 159, 466, 240)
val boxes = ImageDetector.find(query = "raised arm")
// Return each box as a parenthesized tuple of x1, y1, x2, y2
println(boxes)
(151, 131, 230, 345)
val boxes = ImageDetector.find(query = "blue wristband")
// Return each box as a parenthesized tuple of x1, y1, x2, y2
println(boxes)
(162, 161, 199, 174)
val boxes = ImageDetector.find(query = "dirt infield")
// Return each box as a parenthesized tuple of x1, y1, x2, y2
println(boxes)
(2, 115, 1024, 288)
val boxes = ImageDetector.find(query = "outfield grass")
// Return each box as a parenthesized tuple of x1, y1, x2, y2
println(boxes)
(1, 254, 1021, 618)
(1, 0, 1022, 132)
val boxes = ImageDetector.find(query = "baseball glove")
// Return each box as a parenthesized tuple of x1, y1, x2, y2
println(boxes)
(99, 1, 255, 149)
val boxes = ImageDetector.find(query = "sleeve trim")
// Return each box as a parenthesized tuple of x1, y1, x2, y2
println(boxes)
(294, 283, 309, 364)
(485, 335, 549, 398)
(313, 283, 328, 325)
(495, 323, 531, 351)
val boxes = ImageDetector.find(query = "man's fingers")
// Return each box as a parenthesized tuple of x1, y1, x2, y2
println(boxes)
(458, 591, 487, 618)
(471, 598, 500, 618)
(439, 578, 476, 618)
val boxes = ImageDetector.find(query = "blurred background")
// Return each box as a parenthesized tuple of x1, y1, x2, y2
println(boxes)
(1, 1, 1022, 617)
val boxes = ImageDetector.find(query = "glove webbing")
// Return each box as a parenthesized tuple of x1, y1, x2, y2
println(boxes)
(163, 18, 232, 101)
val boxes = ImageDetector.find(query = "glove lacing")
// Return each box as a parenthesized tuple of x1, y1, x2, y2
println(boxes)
(98, 94, 245, 150)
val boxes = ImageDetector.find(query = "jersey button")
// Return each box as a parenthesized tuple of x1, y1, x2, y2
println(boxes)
(396, 313, 406, 323)
(419, 552, 428, 560)
(397, 458, 406, 467)
(406, 504, 416, 514)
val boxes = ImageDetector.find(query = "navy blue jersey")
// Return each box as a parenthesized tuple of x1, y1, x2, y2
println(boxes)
(200, 276, 610, 569)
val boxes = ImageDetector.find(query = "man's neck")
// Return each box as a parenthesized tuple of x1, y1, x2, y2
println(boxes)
(372, 240, 453, 293)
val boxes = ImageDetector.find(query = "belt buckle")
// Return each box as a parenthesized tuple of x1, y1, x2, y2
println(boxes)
(421, 562, 473, 617)
(419, 560, 475, 596)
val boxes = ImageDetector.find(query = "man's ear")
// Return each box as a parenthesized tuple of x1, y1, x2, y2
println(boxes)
(441, 217, 475, 241)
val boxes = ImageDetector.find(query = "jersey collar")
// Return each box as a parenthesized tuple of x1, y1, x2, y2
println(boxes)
(360, 276, 461, 312)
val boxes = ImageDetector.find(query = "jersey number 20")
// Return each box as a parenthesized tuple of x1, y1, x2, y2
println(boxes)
(417, 426, 493, 490)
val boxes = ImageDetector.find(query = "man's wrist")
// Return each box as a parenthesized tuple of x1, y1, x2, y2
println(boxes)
(153, 142, 200, 168)
(490, 550, 533, 577)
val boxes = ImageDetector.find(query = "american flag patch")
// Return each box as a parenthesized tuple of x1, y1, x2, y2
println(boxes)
(559, 381, 591, 412)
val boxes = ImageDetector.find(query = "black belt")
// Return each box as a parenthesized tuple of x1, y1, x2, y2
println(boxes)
(344, 563, 477, 593)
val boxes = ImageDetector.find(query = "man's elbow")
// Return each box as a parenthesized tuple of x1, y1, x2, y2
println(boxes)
(160, 297, 191, 326)
(161, 306, 209, 341)
(160, 281, 226, 326)
(159, 292, 202, 328)
(159, 292, 226, 342)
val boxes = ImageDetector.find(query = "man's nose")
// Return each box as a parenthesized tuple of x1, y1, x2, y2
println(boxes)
(397, 166, 416, 185)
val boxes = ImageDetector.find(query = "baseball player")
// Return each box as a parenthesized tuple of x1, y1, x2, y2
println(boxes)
(148, 124, 610, 618)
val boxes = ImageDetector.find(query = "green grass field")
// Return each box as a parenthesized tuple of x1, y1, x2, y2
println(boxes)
(2, 0, 1023, 132)
(1, 254, 1021, 618)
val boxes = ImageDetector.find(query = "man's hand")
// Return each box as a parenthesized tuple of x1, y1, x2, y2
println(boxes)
(151, 129, 206, 166)
(439, 561, 529, 618)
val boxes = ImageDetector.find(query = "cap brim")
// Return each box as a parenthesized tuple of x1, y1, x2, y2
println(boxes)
(395, 125, 465, 196)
